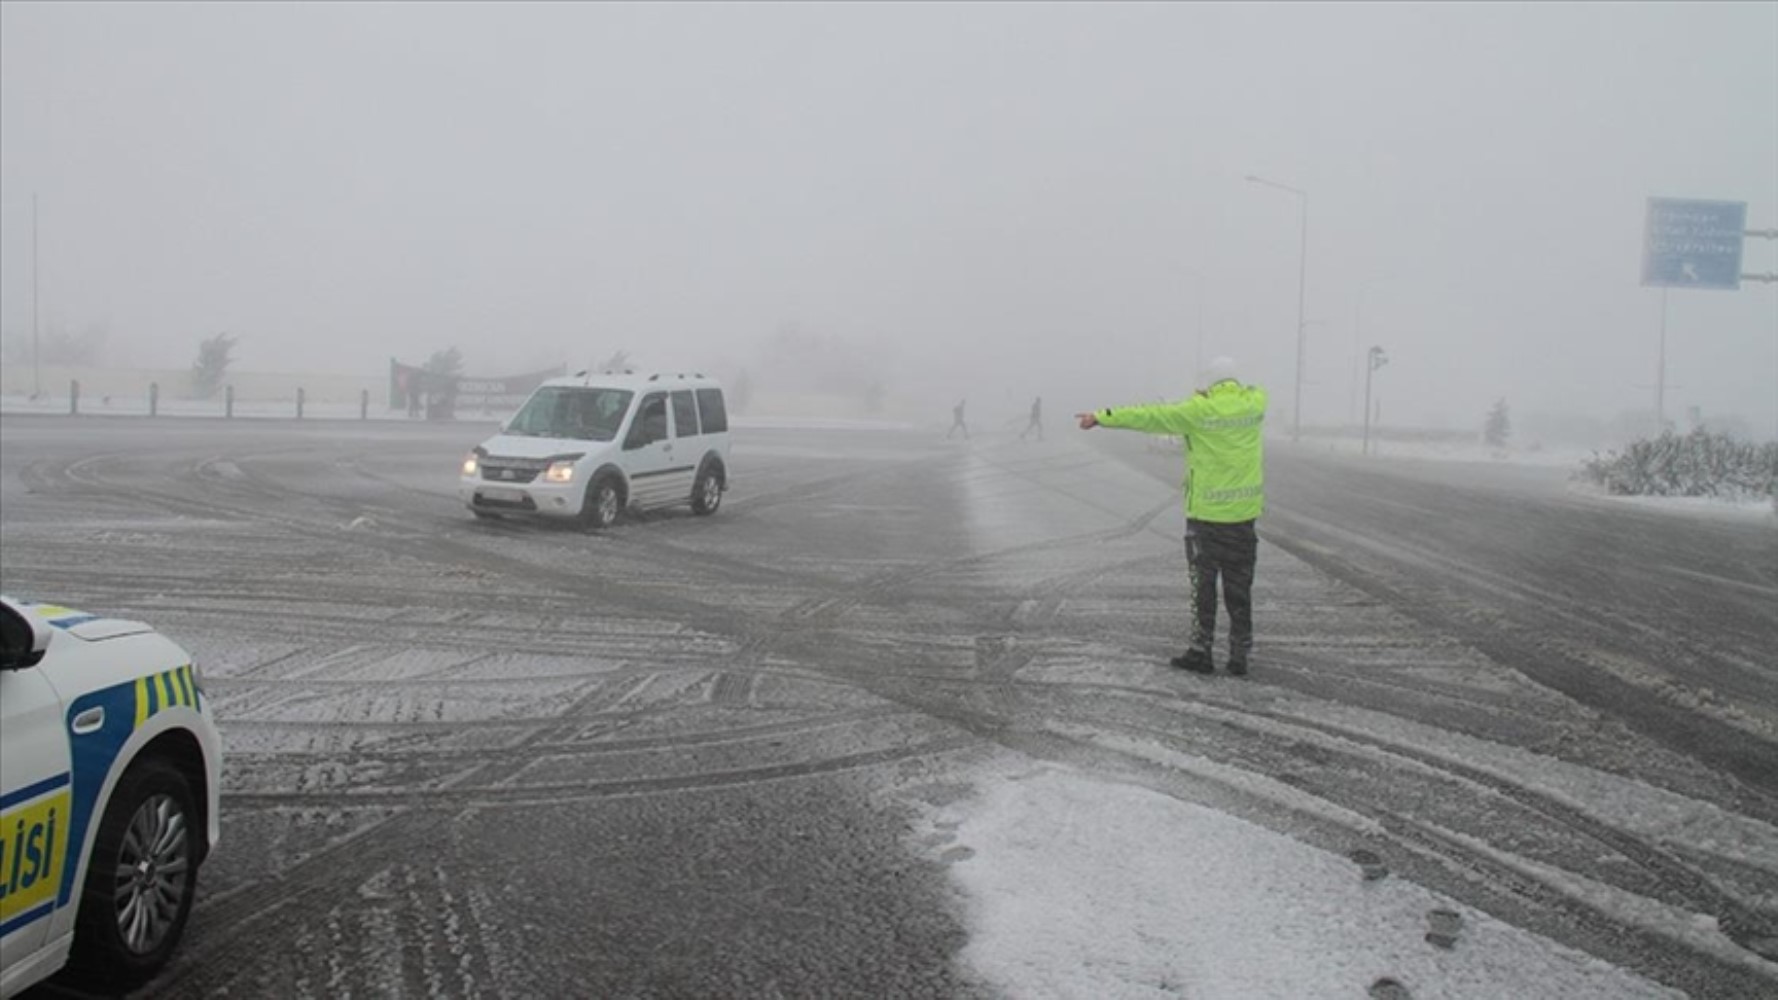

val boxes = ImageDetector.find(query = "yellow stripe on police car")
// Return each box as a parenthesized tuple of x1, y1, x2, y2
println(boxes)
(134, 664, 198, 727)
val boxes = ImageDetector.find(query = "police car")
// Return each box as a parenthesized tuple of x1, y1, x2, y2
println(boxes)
(0, 596, 221, 998)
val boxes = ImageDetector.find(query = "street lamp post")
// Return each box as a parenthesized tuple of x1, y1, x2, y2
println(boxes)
(1363, 345, 1389, 456)
(1196, 274, 1205, 382)
(32, 193, 41, 399)
(1245, 174, 1308, 440)
(1181, 268, 1206, 386)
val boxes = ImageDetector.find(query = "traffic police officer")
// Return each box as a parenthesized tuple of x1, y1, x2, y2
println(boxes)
(1076, 356, 1267, 675)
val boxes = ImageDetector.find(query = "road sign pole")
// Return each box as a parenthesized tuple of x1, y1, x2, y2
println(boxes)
(1739, 221, 1777, 285)
(32, 194, 40, 399)
(1656, 287, 1668, 429)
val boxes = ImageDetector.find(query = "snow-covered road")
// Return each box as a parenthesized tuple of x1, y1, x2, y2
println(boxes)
(2, 415, 1772, 999)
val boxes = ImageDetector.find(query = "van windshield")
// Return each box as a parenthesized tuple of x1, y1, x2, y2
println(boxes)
(505, 387, 634, 441)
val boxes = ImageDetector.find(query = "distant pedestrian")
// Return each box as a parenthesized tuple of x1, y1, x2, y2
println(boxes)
(948, 398, 969, 439)
(1020, 396, 1044, 441)
(1075, 357, 1267, 675)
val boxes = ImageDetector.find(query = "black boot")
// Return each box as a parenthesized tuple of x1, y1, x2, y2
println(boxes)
(1170, 648, 1214, 674)
(1226, 648, 1249, 677)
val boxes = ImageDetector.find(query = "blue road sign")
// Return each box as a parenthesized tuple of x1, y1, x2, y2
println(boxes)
(1642, 197, 1747, 290)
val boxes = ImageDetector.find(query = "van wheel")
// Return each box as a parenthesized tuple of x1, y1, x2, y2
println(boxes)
(68, 757, 200, 990)
(583, 476, 622, 530)
(692, 463, 724, 516)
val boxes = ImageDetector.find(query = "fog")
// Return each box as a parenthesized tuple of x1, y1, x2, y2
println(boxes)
(2, 3, 1774, 439)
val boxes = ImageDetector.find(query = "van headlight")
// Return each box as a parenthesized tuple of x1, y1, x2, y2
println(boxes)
(461, 453, 479, 477)
(544, 460, 576, 483)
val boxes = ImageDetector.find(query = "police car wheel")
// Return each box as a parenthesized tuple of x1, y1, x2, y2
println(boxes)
(583, 477, 621, 531)
(691, 464, 723, 516)
(69, 757, 199, 988)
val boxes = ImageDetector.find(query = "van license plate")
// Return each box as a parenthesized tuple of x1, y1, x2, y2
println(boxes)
(480, 487, 522, 502)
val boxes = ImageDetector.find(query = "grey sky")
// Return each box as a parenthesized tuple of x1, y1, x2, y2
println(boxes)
(3, 2, 1774, 434)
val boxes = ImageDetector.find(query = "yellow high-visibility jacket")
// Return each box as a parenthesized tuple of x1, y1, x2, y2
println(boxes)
(1098, 381, 1268, 522)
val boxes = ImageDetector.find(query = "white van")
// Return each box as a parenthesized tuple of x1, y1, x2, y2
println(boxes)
(459, 372, 730, 529)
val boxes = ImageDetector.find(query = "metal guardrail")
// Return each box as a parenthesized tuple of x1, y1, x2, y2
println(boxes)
(11, 383, 402, 422)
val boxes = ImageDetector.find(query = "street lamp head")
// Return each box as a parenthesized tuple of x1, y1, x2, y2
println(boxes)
(1245, 173, 1305, 197)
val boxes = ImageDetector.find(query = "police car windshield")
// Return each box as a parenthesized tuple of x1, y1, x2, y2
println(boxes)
(506, 387, 634, 441)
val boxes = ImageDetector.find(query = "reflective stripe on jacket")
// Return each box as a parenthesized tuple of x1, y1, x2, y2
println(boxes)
(1098, 381, 1268, 522)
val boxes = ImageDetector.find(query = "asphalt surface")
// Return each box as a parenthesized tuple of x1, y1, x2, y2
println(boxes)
(1258, 444, 1778, 798)
(2, 414, 1774, 999)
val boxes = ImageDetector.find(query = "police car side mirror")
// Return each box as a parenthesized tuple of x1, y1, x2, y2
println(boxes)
(0, 604, 49, 671)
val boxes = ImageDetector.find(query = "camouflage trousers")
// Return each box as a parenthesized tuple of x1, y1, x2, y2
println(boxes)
(1184, 518, 1258, 655)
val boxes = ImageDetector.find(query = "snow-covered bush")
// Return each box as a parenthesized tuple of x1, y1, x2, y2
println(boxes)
(1581, 428, 1778, 501)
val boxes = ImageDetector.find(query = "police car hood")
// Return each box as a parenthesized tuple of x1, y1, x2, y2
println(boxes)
(479, 434, 609, 460)
(18, 601, 156, 642)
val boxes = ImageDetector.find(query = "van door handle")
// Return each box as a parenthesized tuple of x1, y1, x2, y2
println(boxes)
(72, 707, 105, 734)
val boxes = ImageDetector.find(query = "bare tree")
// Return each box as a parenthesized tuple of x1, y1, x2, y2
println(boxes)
(425, 346, 465, 379)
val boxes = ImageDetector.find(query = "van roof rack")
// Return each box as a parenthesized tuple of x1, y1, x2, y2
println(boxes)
(577, 370, 712, 383)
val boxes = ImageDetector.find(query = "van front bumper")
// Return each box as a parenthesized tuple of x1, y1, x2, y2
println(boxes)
(460, 477, 583, 517)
